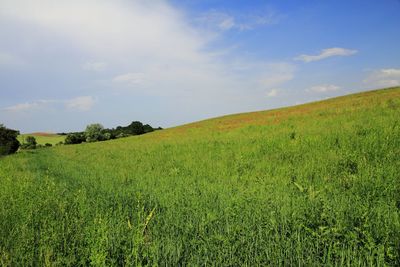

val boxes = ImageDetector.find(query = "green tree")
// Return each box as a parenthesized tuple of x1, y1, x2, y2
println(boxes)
(21, 136, 37, 149)
(65, 132, 85, 145)
(143, 124, 154, 133)
(104, 132, 112, 140)
(127, 121, 144, 135)
(0, 124, 20, 155)
(85, 123, 104, 142)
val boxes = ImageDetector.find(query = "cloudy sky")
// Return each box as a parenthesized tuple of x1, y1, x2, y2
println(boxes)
(1, 0, 399, 133)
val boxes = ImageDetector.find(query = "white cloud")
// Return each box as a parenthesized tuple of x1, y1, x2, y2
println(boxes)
(363, 68, 400, 87)
(266, 89, 278, 97)
(307, 84, 340, 93)
(2, 100, 54, 112)
(113, 73, 145, 85)
(82, 61, 107, 71)
(65, 96, 95, 111)
(3, 97, 95, 112)
(0, 0, 207, 62)
(295, 47, 358, 63)
(3, 102, 40, 112)
(0, 0, 296, 131)
(219, 16, 235, 30)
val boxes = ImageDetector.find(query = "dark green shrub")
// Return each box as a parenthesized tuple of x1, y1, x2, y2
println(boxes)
(21, 136, 37, 149)
(0, 124, 20, 155)
(65, 133, 85, 145)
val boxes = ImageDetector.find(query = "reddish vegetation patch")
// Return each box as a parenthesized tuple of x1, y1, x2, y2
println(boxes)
(133, 88, 400, 141)
(163, 88, 400, 135)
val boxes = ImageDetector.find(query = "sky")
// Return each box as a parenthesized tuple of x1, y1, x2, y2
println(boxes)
(0, 0, 399, 133)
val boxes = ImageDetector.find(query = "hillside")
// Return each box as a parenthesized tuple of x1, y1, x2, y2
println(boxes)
(1, 87, 399, 266)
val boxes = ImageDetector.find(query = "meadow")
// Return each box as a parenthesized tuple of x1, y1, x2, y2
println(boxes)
(18, 133, 65, 146)
(1, 87, 399, 266)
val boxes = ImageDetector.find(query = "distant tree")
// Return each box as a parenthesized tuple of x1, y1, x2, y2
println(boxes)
(104, 132, 112, 140)
(85, 123, 104, 142)
(128, 121, 145, 135)
(143, 124, 154, 133)
(116, 132, 129, 139)
(45, 143, 52, 147)
(0, 124, 20, 156)
(20, 136, 37, 149)
(65, 132, 85, 145)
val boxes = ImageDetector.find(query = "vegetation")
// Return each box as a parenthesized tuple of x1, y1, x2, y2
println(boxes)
(18, 133, 65, 146)
(20, 136, 37, 150)
(64, 132, 85, 145)
(64, 121, 160, 145)
(0, 87, 399, 266)
(85, 123, 105, 143)
(0, 124, 20, 156)
(112, 121, 157, 136)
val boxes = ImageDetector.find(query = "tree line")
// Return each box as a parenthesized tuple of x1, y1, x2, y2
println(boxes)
(63, 121, 161, 145)
(0, 121, 161, 156)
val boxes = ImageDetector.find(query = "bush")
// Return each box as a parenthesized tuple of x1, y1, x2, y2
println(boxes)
(0, 124, 20, 155)
(128, 121, 145, 135)
(104, 132, 112, 140)
(21, 136, 37, 150)
(116, 133, 129, 139)
(143, 124, 154, 133)
(85, 123, 105, 142)
(65, 133, 86, 145)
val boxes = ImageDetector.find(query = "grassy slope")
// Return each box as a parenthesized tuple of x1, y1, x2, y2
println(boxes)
(18, 133, 65, 145)
(1, 87, 399, 266)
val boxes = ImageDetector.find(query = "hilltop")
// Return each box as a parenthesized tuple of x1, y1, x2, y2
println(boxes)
(1, 87, 399, 266)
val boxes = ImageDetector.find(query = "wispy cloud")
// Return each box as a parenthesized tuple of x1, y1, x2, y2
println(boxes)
(82, 61, 107, 71)
(113, 73, 145, 85)
(2, 100, 54, 112)
(4, 102, 41, 112)
(196, 9, 282, 31)
(258, 63, 295, 88)
(295, 48, 357, 63)
(307, 84, 340, 93)
(65, 96, 95, 111)
(3, 97, 95, 113)
(266, 89, 278, 97)
(363, 68, 400, 87)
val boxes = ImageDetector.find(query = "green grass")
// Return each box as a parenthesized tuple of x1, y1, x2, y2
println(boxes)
(18, 133, 65, 146)
(1, 87, 400, 266)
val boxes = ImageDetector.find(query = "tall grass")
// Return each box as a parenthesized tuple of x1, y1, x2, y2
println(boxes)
(1, 88, 399, 266)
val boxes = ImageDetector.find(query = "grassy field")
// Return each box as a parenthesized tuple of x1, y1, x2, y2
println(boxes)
(18, 133, 65, 146)
(1, 87, 399, 266)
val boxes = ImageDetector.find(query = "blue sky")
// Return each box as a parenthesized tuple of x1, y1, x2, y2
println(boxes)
(1, 0, 399, 133)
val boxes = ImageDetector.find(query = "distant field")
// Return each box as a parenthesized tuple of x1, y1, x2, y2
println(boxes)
(18, 132, 65, 145)
(1, 87, 400, 266)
